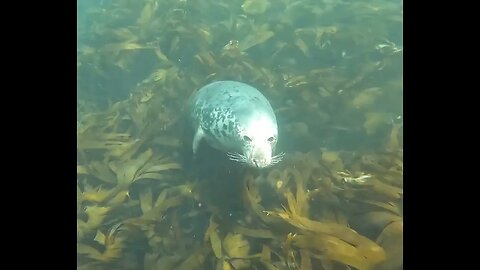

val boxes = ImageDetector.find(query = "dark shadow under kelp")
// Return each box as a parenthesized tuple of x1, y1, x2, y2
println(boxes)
(77, 0, 403, 269)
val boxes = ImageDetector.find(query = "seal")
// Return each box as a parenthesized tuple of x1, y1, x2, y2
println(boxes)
(187, 80, 284, 168)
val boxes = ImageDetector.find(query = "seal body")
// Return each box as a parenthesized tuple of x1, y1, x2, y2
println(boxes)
(188, 80, 283, 168)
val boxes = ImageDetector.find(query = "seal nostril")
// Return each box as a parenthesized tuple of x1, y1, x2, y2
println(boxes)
(253, 160, 259, 167)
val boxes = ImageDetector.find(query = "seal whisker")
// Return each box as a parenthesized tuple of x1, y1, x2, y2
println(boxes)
(271, 152, 286, 164)
(227, 152, 247, 163)
(227, 152, 241, 158)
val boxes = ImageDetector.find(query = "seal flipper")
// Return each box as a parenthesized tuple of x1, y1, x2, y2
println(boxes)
(192, 127, 205, 154)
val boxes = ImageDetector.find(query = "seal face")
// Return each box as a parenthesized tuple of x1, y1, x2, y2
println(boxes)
(188, 80, 284, 168)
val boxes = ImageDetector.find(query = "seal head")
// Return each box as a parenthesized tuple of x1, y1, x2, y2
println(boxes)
(188, 80, 284, 168)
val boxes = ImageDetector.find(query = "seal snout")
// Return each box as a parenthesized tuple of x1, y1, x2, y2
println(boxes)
(250, 148, 272, 168)
(253, 158, 270, 168)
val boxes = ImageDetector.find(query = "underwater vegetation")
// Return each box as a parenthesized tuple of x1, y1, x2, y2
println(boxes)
(77, 0, 402, 269)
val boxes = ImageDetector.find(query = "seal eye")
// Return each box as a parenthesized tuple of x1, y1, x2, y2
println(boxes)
(267, 137, 275, 143)
(243, 136, 252, 142)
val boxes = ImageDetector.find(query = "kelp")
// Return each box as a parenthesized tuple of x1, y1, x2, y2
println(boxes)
(290, 233, 383, 270)
(78, 0, 402, 269)
(242, 0, 271, 15)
